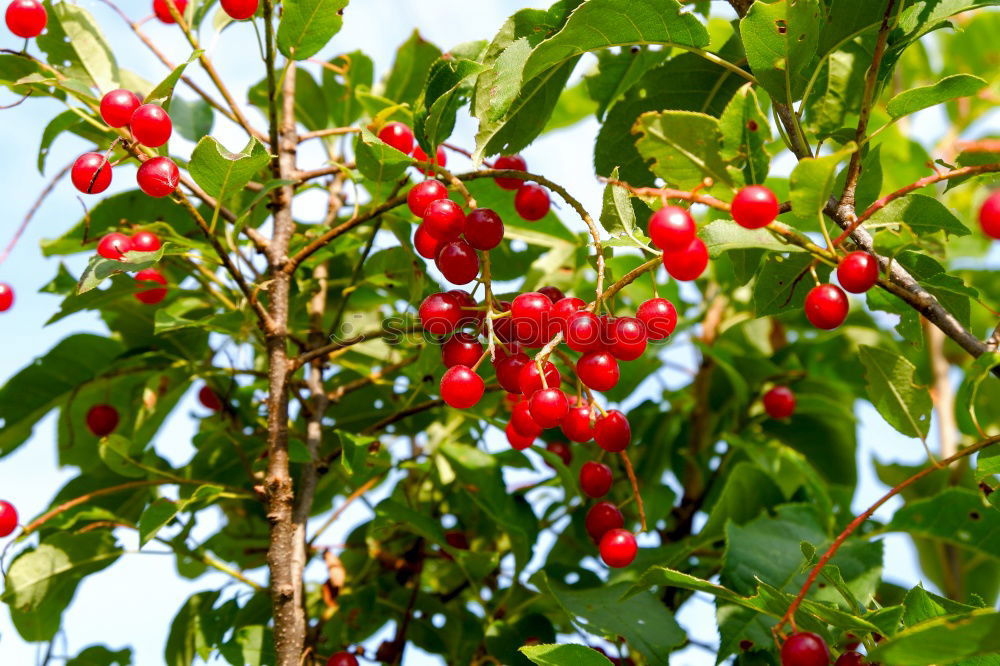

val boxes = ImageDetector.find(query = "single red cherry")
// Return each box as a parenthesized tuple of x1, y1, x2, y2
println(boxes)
(608, 317, 646, 361)
(137, 156, 180, 197)
(837, 251, 879, 293)
(464, 208, 504, 251)
(408, 179, 448, 217)
(585, 501, 624, 542)
(86, 404, 120, 437)
(327, 652, 359, 666)
(561, 404, 595, 443)
(514, 184, 550, 221)
(411, 144, 446, 175)
(599, 528, 637, 568)
(441, 366, 484, 409)
(577, 352, 620, 392)
(134, 268, 168, 304)
(505, 420, 535, 450)
(731, 185, 779, 229)
(130, 231, 162, 253)
(648, 206, 696, 251)
(552, 297, 586, 332)
(131, 104, 173, 147)
(221, 0, 258, 19)
(378, 121, 414, 154)
(662, 237, 708, 281)
(495, 353, 529, 393)
(594, 410, 630, 452)
(511, 292, 552, 326)
(97, 233, 133, 260)
(0, 500, 17, 537)
(435, 239, 479, 285)
(153, 0, 188, 23)
(198, 385, 223, 411)
(537, 286, 564, 304)
(545, 441, 572, 467)
(763, 386, 796, 419)
(579, 461, 613, 498)
(780, 632, 830, 666)
(0, 283, 13, 312)
(413, 224, 443, 259)
(448, 289, 483, 328)
(529, 387, 569, 428)
(441, 332, 483, 368)
(493, 154, 526, 190)
(5, 0, 45, 38)
(419, 292, 461, 334)
(511, 400, 543, 437)
(833, 652, 863, 666)
(100, 89, 141, 128)
(979, 191, 1000, 239)
(71, 152, 112, 194)
(636, 298, 677, 340)
(805, 283, 849, 330)
(422, 199, 465, 241)
(518, 360, 560, 396)
(564, 311, 603, 353)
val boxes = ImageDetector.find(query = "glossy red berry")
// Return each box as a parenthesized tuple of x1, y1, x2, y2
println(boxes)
(153, 0, 188, 23)
(833, 652, 863, 666)
(763, 386, 796, 419)
(493, 154, 526, 190)
(131, 104, 173, 147)
(731, 185, 779, 229)
(198, 385, 223, 411)
(5, 0, 45, 38)
(579, 461, 613, 498)
(585, 501, 624, 542)
(781, 632, 830, 666)
(636, 298, 677, 340)
(837, 251, 879, 293)
(514, 184, 550, 221)
(134, 268, 168, 304)
(506, 420, 535, 450)
(435, 239, 479, 285)
(510, 400, 543, 437)
(97, 233, 133, 260)
(412, 144, 446, 175)
(511, 292, 552, 326)
(518, 360, 560, 396)
(407, 179, 448, 217)
(413, 224, 442, 259)
(648, 206, 696, 251)
(464, 208, 504, 251)
(441, 366, 484, 409)
(137, 156, 180, 198)
(805, 283, 849, 330)
(561, 405, 595, 443)
(662, 237, 708, 281)
(980, 191, 1000, 239)
(577, 352, 620, 392)
(86, 404, 120, 437)
(419, 292, 461, 334)
(599, 528, 637, 568)
(529, 387, 569, 428)
(609, 317, 646, 361)
(552, 297, 586, 332)
(0, 500, 17, 537)
(378, 121, 414, 154)
(422, 199, 465, 241)
(448, 289, 482, 328)
(130, 231, 161, 253)
(564, 311, 602, 353)
(0, 283, 13, 312)
(537, 286, 564, 304)
(441, 332, 483, 368)
(221, 0, 258, 19)
(100, 89, 141, 128)
(495, 352, 530, 394)
(71, 152, 112, 194)
(594, 410, 630, 452)
(326, 652, 359, 666)
(546, 441, 572, 466)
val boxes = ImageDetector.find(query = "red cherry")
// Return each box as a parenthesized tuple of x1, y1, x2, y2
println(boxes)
(100, 89, 141, 128)
(407, 179, 448, 217)
(97, 233, 133, 260)
(980, 191, 1000, 239)
(86, 404, 120, 437)
(441, 366, 484, 409)
(662, 237, 708, 281)
(594, 410, 630, 452)
(412, 144, 446, 175)
(153, 0, 188, 23)
(137, 156, 180, 197)
(833, 651, 863, 666)
(71, 152, 112, 194)
(648, 206, 696, 251)
(493, 154, 526, 190)
(492, 301, 515, 343)
(579, 461, 612, 498)
(448, 289, 483, 328)
(0, 283, 13, 312)
(441, 332, 483, 368)
(585, 501, 624, 542)
(780, 632, 830, 666)
(564, 311, 603, 353)
(545, 441, 572, 467)
(518, 360, 560, 396)
(552, 297, 586, 332)
(131, 104, 173, 147)
(221, 0, 258, 19)
(506, 420, 535, 450)
(537, 286, 564, 304)
(198, 385, 223, 411)
(464, 208, 505, 251)
(514, 184, 550, 221)
(0, 500, 17, 537)
(636, 298, 677, 340)
(608, 317, 646, 361)
(134, 268, 168, 304)
(511, 400, 543, 437)
(435, 239, 479, 285)
(419, 292, 461, 334)
(378, 121, 414, 154)
(599, 528, 637, 568)
(5, 0, 45, 38)
(529, 387, 569, 428)
(763, 386, 796, 419)
(414, 224, 443, 259)
(422, 199, 465, 241)
(561, 404, 595, 443)
(805, 284, 849, 330)
(836, 251, 879, 293)
(495, 353, 529, 393)
(511, 292, 552, 326)
(327, 652, 359, 666)
(731, 185, 779, 229)
(130, 231, 162, 253)
(577, 352, 620, 392)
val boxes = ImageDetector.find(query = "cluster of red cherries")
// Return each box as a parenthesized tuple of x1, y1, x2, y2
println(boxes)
(781, 630, 868, 666)
(93, 229, 169, 304)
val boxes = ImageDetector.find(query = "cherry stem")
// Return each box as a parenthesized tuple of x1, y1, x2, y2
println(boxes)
(619, 451, 647, 532)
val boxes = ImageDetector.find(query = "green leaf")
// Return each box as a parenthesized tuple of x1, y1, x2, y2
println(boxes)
(868, 609, 1000, 665)
(600, 167, 650, 250)
(138, 498, 178, 547)
(858, 345, 932, 439)
(65, 645, 132, 666)
(888, 488, 1000, 561)
(52, 3, 119, 92)
(699, 462, 784, 541)
(189, 137, 270, 200)
(520, 644, 613, 665)
(383, 30, 442, 105)
(903, 586, 980, 626)
(956, 353, 1000, 438)
(719, 83, 772, 185)
(167, 97, 214, 143)
(866, 194, 971, 238)
(887, 73, 988, 119)
(753, 253, 827, 317)
(355, 127, 413, 185)
(585, 48, 667, 120)
(165, 590, 222, 666)
(98, 434, 146, 478)
(220, 625, 276, 666)
(633, 110, 732, 192)
(145, 51, 201, 108)
(701, 220, 805, 258)
(739, 0, 822, 101)
(789, 145, 856, 221)
(414, 57, 488, 153)
(323, 50, 373, 127)
(276, 0, 349, 60)
(77, 246, 168, 295)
